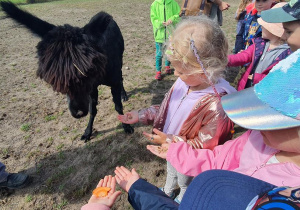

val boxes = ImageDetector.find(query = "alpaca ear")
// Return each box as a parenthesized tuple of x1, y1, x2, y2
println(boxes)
(83, 11, 112, 36)
(0, 1, 55, 37)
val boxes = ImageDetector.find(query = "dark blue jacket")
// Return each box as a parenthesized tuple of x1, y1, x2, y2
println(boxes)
(128, 179, 179, 210)
(234, 11, 261, 54)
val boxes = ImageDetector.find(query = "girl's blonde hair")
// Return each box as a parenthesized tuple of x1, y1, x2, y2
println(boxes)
(167, 16, 228, 84)
(236, 0, 252, 20)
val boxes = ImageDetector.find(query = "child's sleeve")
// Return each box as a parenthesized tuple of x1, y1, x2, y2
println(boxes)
(168, 2, 181, 24)
(166, 131, 250, 177)
(228, 43, 254, 66)
(150, 3, 163, 29)
(185, 108, 234, 150)
(81, 203, 110, 210)
(234, 20, 245, 54)
(138, 105, 160, 125)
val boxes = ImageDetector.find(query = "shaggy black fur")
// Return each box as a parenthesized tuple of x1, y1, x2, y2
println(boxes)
(1, 1, 134, 141)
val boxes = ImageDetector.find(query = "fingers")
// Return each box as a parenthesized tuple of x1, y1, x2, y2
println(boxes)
(103, 175, 109, 187)
(117, 114, 128, 123)
(96, 178, 104, 188)
(146, 145, 167, 159)
(143, 131, 153, 140)
(146, 145, 159, 155)
(116, 166, 127, 177)
(115, 166, 130, 183)
(152, 128, 165, 137)
(110, 176, 116, 192)
(131, 168, 139, 176)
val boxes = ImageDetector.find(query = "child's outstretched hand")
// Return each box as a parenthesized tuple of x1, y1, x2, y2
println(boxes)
(219, 1, 230, 11)
(87, 175, 121, 208)
(147, 143, 169, 159)
(115, 166, 140, 193)
(117, 110, 139, 124)
(143, 128, 167, 144)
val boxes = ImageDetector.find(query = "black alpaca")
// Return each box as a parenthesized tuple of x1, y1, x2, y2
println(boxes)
(1, 2, 134, 141)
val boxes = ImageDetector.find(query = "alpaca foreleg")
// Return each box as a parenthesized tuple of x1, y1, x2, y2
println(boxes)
(81, 89, 98, 142)
(111, 85, 134, 134)
(120, 79, 128, 102)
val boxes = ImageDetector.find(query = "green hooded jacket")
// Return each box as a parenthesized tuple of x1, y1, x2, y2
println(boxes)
(150, 0, 181, 43)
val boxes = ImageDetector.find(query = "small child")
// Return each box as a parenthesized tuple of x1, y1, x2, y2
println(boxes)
(228, 2, 291, 90)
(234, 0, 274, 53)
(235, 0, 252, 34)
(150, 0, 181, 80)
(118, 17, 236, 203)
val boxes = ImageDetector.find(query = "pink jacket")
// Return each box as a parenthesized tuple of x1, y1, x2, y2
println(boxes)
(167, 130, 300, 187)
(228, 38, 291, 91)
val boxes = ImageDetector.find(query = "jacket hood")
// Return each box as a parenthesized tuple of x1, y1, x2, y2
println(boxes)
(272, 43, 290, 50)
(212, 78, 237, 95)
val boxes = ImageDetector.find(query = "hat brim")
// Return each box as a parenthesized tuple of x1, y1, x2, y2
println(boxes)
(261, 7, 297, 23)
(221, 87, 300, 130)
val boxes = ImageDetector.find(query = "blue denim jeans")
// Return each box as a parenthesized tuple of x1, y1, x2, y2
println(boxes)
(155, 42, 170, 72)
(0, 162, 9, 182)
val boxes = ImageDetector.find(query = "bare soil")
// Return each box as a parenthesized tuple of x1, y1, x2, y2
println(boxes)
(0, 0, 241, 209)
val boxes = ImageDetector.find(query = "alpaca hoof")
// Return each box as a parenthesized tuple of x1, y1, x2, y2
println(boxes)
(123, 124, 134, 134)
(121, 94, 128, 102)
(81, 133, 91, 142)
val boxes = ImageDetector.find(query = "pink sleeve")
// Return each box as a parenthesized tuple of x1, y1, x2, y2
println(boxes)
(253, 73, 266, 84)
(227, 44, 254, 67)
(166, 131, 251, 177)
(81, 203, 110, 210)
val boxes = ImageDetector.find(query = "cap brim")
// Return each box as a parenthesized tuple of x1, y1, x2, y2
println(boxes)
(221, 87, 300, 130)
(261, 7, 297, 23)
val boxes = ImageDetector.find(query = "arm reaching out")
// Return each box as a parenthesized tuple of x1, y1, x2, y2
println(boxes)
(115, 166, 140, 193)
(83, 175, 121, 209)
(117, 110, 139, 124)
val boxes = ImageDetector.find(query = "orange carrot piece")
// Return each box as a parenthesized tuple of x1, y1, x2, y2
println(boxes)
(93, 187, 111, 197)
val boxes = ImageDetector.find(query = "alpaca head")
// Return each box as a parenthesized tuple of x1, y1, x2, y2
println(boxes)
(36, 25, 106, 118)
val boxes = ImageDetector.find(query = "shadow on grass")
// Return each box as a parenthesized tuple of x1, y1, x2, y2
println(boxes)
(0, 129, 166, 206)
(12, 0, 62, 5)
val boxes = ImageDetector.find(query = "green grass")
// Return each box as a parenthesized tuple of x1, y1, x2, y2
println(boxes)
(20, 123, 31, 132)
(45, 114, 57, 122)
(25, 195, 33, 203)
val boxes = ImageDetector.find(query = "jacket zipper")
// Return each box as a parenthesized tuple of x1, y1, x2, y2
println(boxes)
(164, 0, 166, 41)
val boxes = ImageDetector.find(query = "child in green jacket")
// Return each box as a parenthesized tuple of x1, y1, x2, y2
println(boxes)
(150, 0, 180, 80)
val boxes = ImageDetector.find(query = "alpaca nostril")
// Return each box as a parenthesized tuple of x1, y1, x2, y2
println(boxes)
(77, 111, 83, 117)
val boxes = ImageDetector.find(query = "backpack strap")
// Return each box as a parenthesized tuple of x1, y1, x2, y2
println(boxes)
(180, 0, 189, 16)
(199, 0, 207, 15)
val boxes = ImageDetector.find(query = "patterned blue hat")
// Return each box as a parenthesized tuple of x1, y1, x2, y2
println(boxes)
(261, 0, 300, 23)
(221, 49, 300, 130)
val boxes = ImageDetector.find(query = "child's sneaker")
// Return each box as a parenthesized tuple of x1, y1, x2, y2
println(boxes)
(174, 196, 181, 204)
(155, 71, 162, 80)
(165, 66, 172, 74)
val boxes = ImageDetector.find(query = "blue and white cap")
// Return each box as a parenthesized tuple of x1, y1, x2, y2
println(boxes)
(221, 49, 300, 130)
(261, 0, 300, 23)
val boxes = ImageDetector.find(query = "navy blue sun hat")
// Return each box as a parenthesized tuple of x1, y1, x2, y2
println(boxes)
(180, 170, 276, 209)
(261, 0, 300, 23)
